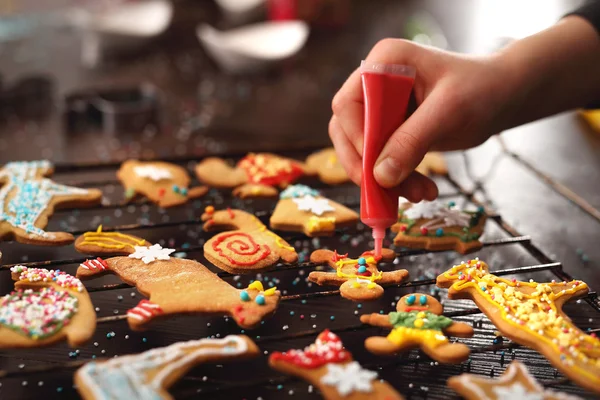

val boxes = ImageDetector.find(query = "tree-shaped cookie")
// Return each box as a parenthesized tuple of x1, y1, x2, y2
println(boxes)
(309, 249, 408, 301)
(269, 330, 404, 400)
(75, 233, 280, 330)
(202, 207, 298, 274)
(118, 160, 208, 208)
(448, 361, 582, 400)
(270, 184, 359, 236)
(195, 153, 311, 198)
(0, 160, 102, 245)
(360, 293, 473, 363)
(0, 265, 96, 348)
(392, 200, 486, 254)
(76, 335, 259, 400)
(437, 258, 599, 394)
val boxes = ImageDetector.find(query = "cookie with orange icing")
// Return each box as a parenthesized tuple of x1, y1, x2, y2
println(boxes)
(308, 249, 408, 301)
(202, 207, 298, 274)
(437, 258, 599, 394)
(448, 361, 583, 400)
(195, 153, 311, 198)
(118, 160, 208, 208)
(269, 330, 404, 400)
(74, 234, 280, 331)
(360, 293, 473, 363)
(0, 265, 96, 348)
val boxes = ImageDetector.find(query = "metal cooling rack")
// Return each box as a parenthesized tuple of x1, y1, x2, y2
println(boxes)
(0, 148, 598, 400)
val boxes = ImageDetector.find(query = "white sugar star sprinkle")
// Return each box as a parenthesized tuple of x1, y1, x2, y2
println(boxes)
(320, 361, 376, 396)
(292, 195, 334, 216)
(492, 383, 544, 400)
(128, 244, 175, 264)
(133, 165, 172, 182)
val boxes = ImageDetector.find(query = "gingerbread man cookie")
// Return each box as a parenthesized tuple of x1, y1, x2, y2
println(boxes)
(75, 225, 151, 256)
(448, 361, 582, 400)
(270, 184, 359, 236)
(76, 335, 259, 400)
(269, 330, 404, 400)
(305, 148, 350, 185)
(392, 200, 486, 254)
(75, 238, 280, 330)
(437, 258, 599, 394)
(0, 265, 96, 348)
(360, 293, 473, 363)
(308, 249, 408, 301)
(202, 207, 298, 274)
(117, 160, 208, 208)
(0, 160, 102, 245)
(195, 153, 311, 198)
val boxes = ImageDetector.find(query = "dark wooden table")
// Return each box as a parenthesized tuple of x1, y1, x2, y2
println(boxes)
(0, 0, 598, 399)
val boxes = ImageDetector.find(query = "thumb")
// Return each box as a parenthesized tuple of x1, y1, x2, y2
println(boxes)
(373, 96, 439, 188)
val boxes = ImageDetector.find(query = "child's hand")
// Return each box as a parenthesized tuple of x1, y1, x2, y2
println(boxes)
(330, 39, 514, 202)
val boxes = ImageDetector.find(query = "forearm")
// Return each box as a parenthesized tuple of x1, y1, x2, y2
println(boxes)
(495, 16, 600, 129)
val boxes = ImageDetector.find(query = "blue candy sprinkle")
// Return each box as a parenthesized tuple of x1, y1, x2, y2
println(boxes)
(255, 294, 266, 305)
(419, 295, 427, 305)
(406, 294, 416, 305)
(180, 188, 188, 196)
(358, 265, 367, 273)
(448, 201, 456, 207)
(358, 257, 366, 265)
(435, 228, 444, 237)
(172, 185, 180, 193)
(240, 291, 250, 302)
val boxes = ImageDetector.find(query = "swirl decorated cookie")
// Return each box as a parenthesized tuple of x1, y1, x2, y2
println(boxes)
(269, 184, 359, 236)
(0, 160, 102, 245)
(0, 265, 96, 348)
(117, 160, 208, 208)
(75, 233, 281, 330)
(360, 293, 473, 363)
(437, 259, 600, 394)
(195, 153, 311, 198)
(392, 200, 486, 254)
(76, 335, 259, 400)
(448, 361, 582, 400)
(269, 330, 404, 400)
(308, 249, 408, 301)
(202, 207, 298, 274)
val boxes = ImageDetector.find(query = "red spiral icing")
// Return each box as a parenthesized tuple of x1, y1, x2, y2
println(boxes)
(212, 232, 271, 266)
(270, 329, 350, 369)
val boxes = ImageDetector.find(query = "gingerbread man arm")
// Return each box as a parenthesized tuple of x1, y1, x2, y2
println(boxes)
(443, 321, 475, 338)
(360, 313, 393, 328)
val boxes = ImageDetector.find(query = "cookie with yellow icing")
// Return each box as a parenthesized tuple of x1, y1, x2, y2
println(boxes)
(437, 258, 599, 394)
(308, 249, 408, 301)
(360, 293, 473, 363)
(75, 225, 151, 256)
(269, 185, 359, 237)
(305, 148, 350, 185)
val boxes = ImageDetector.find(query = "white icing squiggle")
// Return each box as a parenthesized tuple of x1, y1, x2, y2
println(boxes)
(133, 165, 172, 182)
(403, 201, 471, 229)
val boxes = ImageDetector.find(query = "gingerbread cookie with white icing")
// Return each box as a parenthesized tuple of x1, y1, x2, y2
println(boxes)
(76, 335, 259, 400)
(437, 258, 599, 394)
(117, 160, 208, 208)
(360, 293, 473, 363)
(195, 153, 311, 198)
(270, 184, 359, 236)
(448, 361, 583, 400)
(202, 206, 298, 274)
(392, 200, 486, 254)
(0, 265, 96, 348)
(308, 249, 408, 301)
(269, 330, 403, 400)
(75, 237, 280, 330)
(0, 160, 102, 245)
(305, 148, 350, 185)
